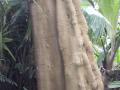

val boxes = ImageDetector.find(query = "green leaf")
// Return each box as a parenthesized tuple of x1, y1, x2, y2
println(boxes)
(3, 44, 16, 61)
(114, 49, 120, 64)
(83, 7, 112, 46)
(81, 0, 91, 8)
(108, 81, 120, 88)
(3, 37, 13, 43)
(0, 73, 17, 86)
(98, 0, 120, 30)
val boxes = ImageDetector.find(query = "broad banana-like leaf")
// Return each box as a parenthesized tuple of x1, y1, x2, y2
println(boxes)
(98, 0, 120, 30)
(83, 7, 112, 46)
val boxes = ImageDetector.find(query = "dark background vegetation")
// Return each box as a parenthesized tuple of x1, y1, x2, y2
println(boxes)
(0, 0, 37, 90)
(0, 0, 120, 90)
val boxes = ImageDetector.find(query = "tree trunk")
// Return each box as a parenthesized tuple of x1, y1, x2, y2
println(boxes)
(30, 0, 104, 90)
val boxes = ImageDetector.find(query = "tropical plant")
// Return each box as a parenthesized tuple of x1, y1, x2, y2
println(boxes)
(82, 7, 112, 67)
(0, 72, 17, 86)
(81, 0, 120, 89)
(83, 0, 120, 70)
(0, 1, 16, 61)
(96, 0, 120, 70)
(0, 0, 36, 90)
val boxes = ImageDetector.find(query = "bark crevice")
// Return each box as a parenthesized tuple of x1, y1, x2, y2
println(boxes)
(30, 0, 104, 90)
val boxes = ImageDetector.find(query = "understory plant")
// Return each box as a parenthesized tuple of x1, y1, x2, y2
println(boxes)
(82, 0, 120, 89)
(0, 0, 37, 90)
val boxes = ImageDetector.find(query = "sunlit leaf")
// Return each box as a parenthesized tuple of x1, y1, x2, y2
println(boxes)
(108, 81, 120, 88)
(98, 0, 120, 30)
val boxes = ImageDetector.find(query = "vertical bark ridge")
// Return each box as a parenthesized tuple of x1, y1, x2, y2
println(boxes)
(57, 0, 79, 90)
(30, 0, 104, 90)
(31, 0, 65, 90)
(71, 0, 104, 89)
(57, 0, 88, 90)
(57, 0, 92, 89)
(57, 0, 104, 90)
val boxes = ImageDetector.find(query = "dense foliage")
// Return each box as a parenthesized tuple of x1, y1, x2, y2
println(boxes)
(0, 0, 37, 90)
(81, 0, 120, 89)
(0, 0, 120, 90)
